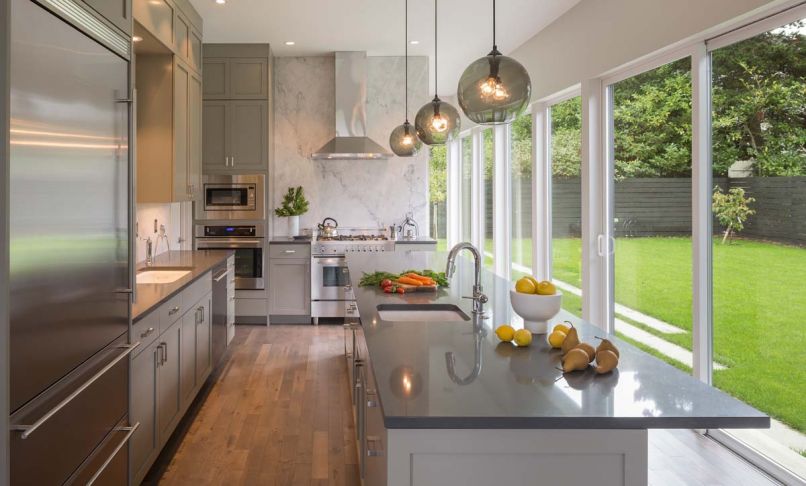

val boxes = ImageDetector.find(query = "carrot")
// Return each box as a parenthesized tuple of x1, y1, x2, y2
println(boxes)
(397, 276, 423, 286)
(405, 273, 436, 285)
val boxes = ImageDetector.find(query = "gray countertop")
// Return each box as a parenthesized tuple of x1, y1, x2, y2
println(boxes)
(132, 250, 233, 321)
(347, 251, 769, 430)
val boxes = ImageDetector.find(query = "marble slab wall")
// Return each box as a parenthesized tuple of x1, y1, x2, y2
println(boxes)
(273, 55, 431, 235)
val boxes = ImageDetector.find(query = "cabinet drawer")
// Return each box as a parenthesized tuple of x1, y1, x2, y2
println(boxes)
(157, 293, 183, 334)
(132, 310, 160, 351)
(269, 244, 310, 259)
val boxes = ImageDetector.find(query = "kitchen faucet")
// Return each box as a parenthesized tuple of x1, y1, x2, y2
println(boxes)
(445, 315, 486, 385)
(145, 237, 153, 267)
(445, 242, 488, 316)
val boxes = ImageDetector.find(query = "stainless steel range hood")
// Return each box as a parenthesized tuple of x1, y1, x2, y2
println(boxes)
(311, 52, 392, 160)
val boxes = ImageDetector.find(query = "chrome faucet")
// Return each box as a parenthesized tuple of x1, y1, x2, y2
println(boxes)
(446, 242, 488, 316)
(145, 237, 153, 267)
(445, 315, 486, 385)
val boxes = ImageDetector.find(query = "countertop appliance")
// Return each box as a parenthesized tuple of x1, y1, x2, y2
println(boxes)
(196, 174, 265, 221)
(195, 223, 265, 290)
(311, 229, 394, 323)
(211, 263, 229, 366)
(8, 0, 136, 483)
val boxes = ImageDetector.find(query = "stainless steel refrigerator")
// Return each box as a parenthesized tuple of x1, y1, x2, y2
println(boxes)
(8, 0, 136, 484)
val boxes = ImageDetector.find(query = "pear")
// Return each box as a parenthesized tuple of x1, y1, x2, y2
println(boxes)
(562, 348, 590, 373)
(595, 337, 620, 359)
(561, 325, 580, 355)
(594, 349, 619, 374)
(574, 343, 596, 363)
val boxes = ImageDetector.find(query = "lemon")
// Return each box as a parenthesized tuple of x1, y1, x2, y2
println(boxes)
(525, 276, 540, 289)
(552, 322, 571, 334)
(495, 324, 515, 342)
(536, 281, 557, 295)
(547, 330, 567, 348)
(513, 329, 533, 347)
(514, 277, 536, 294)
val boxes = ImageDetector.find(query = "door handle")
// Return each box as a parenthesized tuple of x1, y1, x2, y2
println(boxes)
(161, 342, 168, 364)
(85, 423, 140, 486)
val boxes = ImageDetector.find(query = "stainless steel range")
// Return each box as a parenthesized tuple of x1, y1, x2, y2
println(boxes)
(311, 229, 394, 323)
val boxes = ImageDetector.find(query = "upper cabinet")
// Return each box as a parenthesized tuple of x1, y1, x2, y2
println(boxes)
(133, 0, 202, 73)
(203, 58, 269, 99)
(81, 0, 133, 35)
(133, 0, 174, 49)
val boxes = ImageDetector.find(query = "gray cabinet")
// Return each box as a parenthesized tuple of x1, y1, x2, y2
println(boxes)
(203, 57, 268, 99)
(269, 258, 310, 316)
(157, 320, 181, 443)
(133, 0, 174, 48)
(179, 310, 196, 404)
(82, 0, 132, 35)
(195, 296, 212, 384)
(130, 340, 160, 485)
(202, 100, 268, 172)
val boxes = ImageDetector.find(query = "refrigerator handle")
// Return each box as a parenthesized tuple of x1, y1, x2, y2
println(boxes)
(85, 423, 140, 486)
(117, 89, 136, 304)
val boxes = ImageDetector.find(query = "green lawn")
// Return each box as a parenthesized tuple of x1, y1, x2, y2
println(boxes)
(553, 237, 806, 435)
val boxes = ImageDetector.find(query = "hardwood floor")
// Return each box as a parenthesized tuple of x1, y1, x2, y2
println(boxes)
(150, 325, 779, 486)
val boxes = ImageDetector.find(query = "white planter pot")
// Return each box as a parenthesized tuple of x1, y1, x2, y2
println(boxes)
(288, 215, 300, 236)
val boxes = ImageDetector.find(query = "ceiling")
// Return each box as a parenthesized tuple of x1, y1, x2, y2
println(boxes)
(189, 0, 580, 91)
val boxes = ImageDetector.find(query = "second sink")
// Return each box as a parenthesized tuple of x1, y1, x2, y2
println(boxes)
(137, 270, 191, 284)
(376, 304, 470, 322)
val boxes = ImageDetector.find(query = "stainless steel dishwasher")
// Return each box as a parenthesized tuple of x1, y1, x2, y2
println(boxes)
(212, 263, 230, 366)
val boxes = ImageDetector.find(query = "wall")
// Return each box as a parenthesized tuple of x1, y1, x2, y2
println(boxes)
(272, 55, 431, 234)
(135, 202, 182, 262)
(511, 0, 783, 100)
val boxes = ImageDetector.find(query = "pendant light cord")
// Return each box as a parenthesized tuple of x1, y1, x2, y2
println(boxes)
(492, 0, 496, 50)
(434, 0, 438, 95)
(405, 0, 409, 121)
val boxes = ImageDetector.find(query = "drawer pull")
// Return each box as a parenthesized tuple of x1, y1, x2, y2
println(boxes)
(367, 399, 379, 408)
(283, 249, 296, 254)
(86, 422, 140, 486)
(366, 436, 384, 457)
(11, 342, 140, 439)
(140, 327, 155, 338)
(168, 306, 180, 316)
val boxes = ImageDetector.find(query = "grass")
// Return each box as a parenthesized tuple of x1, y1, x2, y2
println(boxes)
(552, 237, 806, 435)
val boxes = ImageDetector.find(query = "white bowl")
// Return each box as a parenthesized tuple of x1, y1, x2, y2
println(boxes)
(509, 290, 563, 334)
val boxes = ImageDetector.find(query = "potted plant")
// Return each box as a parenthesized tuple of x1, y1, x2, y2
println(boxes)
(274, 186, 310, 236)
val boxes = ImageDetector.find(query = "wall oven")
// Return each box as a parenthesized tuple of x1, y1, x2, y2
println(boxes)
(196, 174, 265, 221)
(195, 224, 264, 290)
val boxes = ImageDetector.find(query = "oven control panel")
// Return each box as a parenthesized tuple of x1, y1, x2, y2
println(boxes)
(203, 225, 256, 237)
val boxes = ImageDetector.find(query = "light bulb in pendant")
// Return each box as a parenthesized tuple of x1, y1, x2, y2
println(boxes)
(402, 133, 414, 146)
(431, 113, 448, 132)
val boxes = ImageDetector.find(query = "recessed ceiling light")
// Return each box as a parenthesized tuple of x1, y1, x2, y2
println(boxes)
(215, 0, 225, 4)
(132, 35, 143, 42)
(284, 41, 295, 46)
(409, 40, 419, 45)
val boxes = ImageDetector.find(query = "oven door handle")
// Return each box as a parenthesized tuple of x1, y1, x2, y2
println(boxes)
(197, 239, 263, 249)
(313, 257, 346, 265)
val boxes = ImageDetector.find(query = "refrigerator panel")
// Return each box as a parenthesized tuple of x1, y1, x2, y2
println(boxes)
(9, 0, 129, 412)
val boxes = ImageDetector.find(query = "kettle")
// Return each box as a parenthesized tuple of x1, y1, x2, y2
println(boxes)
(318, 217, 339, 238)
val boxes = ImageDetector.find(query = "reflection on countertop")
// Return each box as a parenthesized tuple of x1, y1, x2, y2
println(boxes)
(132, 250, 233, 321)
(346, 251, 769, 430)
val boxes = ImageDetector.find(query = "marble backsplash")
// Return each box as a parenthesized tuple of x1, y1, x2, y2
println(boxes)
(272, 55, 431, 235)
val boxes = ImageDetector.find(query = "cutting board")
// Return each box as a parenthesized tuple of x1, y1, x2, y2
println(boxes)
(393, 280, 438, 292)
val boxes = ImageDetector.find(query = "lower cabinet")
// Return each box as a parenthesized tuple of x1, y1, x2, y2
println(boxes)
(130, 275, 214, 485)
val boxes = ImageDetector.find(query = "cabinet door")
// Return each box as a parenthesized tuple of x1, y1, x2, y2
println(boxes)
(133, 0, 174, 49)
(189, 29, 202, 72)
(202, 58, 228, 98)
(269, 259, 310, 315)
(195, 295, 212, 384)
(202, 100, 228, 170)
(188, 71, 202, 198)
(157, 322, 181, 443)
(82, 0, 132, 35)
(173, 60, 190, 201)
(129, 341, 160, 485)
(174, 11, 190, 61)
(229, 100, 268, 171)
(229, 58, 268, 99)
(179, 310, 196, 405)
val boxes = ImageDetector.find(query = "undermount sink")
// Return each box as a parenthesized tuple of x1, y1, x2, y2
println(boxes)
(136, 269, 191, 284)
(376, 304, 470, 322)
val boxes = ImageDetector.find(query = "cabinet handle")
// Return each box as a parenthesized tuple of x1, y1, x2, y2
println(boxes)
(231, 156, 235, 167)
(155, 347, 161, 368)
(225, 156, 229, 167)
(140, 327, 155, 338)
(161, 342, 168, 364)
(197, 306, 204, 324)
(366, 436, 384, 457)
(283, 249, 296, 254)
(85, 422, 140, 486)
(11, 342, 140, 439)
(168, 306, 180, 316)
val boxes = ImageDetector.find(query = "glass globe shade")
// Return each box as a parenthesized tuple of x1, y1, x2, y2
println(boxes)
(389, 121, 422, 157)
(414, 97, 461, 146)
(457, 52, 531, 124)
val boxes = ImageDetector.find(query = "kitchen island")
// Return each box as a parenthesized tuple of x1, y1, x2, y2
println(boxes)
(345, 251, 768, 486)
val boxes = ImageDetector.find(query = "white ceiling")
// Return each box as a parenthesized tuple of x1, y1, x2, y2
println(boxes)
(189, 0, 580, 91)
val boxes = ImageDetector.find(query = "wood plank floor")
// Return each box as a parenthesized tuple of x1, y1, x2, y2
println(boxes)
(148, 325, 780, 486)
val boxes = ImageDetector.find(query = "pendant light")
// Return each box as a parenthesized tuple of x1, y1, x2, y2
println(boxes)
(457, 0, 531, 124)
(414, 0, 460, 146)
(389, 0, 423, 156)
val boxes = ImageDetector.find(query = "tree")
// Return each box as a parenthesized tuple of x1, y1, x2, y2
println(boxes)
(428, 145, 447, 204)
(712, 186, 756, 244)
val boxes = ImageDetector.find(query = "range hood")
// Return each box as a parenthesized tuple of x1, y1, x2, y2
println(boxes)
(311, 52, 392, 160)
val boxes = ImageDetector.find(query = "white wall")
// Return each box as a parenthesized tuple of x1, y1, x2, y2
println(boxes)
(135, 202, 182, 262)
(512, 0, 782, 100)
(272, 55, 431, 234)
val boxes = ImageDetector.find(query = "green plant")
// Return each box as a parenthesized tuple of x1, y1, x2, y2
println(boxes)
(712, 186, 756, 244)
(274, 186, 309, 217)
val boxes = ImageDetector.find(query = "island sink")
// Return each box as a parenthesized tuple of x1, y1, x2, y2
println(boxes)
(136, 269, 192, 284)
(376, 304, 470, 322)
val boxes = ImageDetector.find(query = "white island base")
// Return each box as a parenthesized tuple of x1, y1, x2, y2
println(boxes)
(379, 428, 648, 486)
